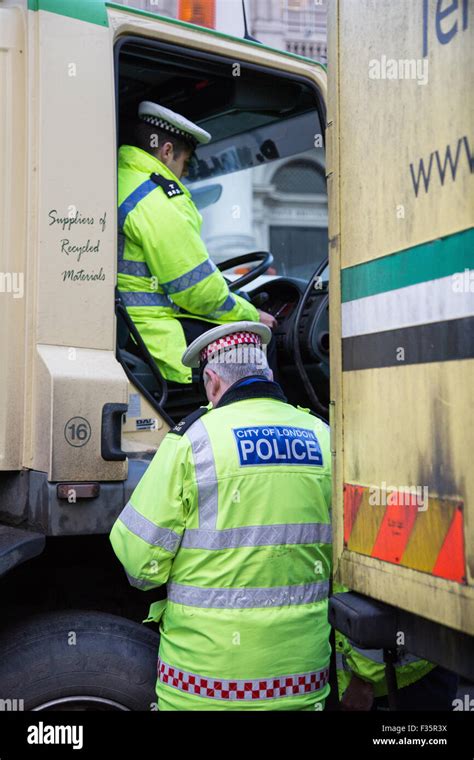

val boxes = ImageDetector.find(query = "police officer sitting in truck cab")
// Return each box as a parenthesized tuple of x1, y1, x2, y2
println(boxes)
(117, 101, 276, 386)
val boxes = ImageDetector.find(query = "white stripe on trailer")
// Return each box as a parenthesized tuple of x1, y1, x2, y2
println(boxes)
(342, 273, 474, 339)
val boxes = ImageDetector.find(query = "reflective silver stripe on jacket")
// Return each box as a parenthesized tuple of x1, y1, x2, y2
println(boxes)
(203, 292, 236, 319)
(161, 259, 217, 295)
(125, 572, 156, 591)
(167, 580, 329, 608)
(349, 641, 422, 666)
(335, 652, 351, 672)
(158, 658, 330, 700)
(185, 418, 218, 530)
(117, 231, 152, 277)
(119, 291, 176, 308)
(119, 501, 181, 553)
(181, 522, 332, 550)
(118, 259, 152, 278)
(118, 232, 126, 261)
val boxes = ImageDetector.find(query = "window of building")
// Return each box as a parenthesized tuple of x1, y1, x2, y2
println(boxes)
(273, 160, 326, 195)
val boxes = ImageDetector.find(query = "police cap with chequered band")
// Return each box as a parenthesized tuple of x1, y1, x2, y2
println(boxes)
(138, 101, 211, 148)
(182, 321, 272, 369)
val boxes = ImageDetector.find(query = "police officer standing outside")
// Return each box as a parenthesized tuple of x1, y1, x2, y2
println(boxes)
(118, 101, 277, 385)
(110, 322, 332, 710)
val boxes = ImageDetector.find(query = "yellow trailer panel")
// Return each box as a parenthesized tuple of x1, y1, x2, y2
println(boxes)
(329, 0, 474, 635)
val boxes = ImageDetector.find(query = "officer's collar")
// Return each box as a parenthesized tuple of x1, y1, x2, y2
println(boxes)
(215, 375, 288, 409)
(119, 145, 191, 197)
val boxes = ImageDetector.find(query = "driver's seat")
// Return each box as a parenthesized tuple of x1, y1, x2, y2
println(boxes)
(115, 291, 206, 424)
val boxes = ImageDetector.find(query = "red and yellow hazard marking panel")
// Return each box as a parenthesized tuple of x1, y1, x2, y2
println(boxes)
(344, 484, 466, 584)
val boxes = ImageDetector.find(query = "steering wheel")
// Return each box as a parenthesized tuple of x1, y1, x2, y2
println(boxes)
(217, 251, 274, 291)
(305, 290, 330, 376)
(292, 258, 329, 418)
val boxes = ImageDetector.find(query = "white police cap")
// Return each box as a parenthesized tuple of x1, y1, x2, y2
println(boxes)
(138, 101, 211, 147)
(182, 321, 272, 369)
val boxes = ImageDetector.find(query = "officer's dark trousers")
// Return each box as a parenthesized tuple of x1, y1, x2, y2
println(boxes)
(179, 318, 279, 382)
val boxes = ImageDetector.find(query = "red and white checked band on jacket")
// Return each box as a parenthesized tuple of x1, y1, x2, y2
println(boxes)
(158, 658, 329, 700)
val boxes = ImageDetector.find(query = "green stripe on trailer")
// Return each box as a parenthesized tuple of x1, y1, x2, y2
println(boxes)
(341, 227, 474, 303)
(27, 0, 109, 26)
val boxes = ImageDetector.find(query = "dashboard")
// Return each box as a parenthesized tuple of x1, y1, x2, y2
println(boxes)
(249, 278, 304, 359)
(250, 277, 304, 317)
(248, 275, 330, 411)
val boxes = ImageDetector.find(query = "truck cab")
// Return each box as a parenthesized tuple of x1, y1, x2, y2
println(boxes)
(0, 0, 329, 709)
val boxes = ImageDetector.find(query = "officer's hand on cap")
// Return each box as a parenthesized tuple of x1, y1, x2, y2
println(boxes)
(258, 309, 277, 330)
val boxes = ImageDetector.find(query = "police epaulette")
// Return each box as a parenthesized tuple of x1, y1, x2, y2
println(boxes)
(150, 173, 184, 199)
(170, 406, 209, 436)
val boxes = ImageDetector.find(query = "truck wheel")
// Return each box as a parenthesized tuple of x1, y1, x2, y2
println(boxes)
(0, 610, 160, 711)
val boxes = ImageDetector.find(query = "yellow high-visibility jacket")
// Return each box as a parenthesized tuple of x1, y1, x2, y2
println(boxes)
(117, 145, 259, 383)
(110, 382, 333, 710)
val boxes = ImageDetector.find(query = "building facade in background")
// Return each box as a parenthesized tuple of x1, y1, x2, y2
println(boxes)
(117, 0, 327, 64)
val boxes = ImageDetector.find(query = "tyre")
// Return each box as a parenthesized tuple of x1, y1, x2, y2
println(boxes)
(0, 610, 159, 711)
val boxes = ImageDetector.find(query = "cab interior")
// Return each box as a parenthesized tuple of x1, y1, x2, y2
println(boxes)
(115, 36, 329, 425)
